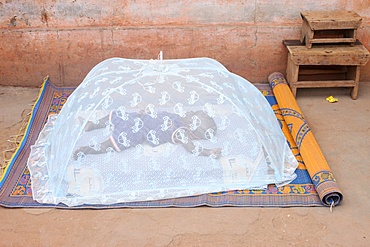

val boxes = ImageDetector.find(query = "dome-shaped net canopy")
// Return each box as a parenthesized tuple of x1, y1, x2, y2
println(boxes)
(28, 57, 298, 206)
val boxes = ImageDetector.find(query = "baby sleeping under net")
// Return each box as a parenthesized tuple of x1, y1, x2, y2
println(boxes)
(28, 56, 298, 206)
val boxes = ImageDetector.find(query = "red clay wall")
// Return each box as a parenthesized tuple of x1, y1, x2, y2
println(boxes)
(1, 0, 369, 86)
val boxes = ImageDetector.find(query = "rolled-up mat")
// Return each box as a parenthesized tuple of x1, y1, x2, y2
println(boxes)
(268, 72, 343, 206)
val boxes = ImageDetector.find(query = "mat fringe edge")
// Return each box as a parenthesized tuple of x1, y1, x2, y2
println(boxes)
(0, 76, 49, 182)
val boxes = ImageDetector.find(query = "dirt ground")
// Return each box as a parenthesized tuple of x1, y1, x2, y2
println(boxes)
(0, 83, 369, 247)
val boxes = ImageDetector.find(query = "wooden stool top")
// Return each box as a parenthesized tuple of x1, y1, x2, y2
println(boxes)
(300, 11, 362, 30)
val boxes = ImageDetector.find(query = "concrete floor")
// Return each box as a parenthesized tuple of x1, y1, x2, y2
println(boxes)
(0, 82, 369, 246)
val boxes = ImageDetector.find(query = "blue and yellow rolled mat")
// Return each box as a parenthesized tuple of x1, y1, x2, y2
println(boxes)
(268, 72, 343, 207)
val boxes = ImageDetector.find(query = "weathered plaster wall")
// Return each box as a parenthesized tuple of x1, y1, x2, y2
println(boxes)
(0, 0, 369, 86)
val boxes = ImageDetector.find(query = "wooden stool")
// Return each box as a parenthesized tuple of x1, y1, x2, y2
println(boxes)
(284, 40, 370, 99)
(300, 11, 362, 48)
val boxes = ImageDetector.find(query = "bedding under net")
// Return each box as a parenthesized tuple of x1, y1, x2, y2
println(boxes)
(27, 56, 298, 206)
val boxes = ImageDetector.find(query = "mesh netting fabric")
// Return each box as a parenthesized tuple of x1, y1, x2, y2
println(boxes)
(27, 57, 298, 206)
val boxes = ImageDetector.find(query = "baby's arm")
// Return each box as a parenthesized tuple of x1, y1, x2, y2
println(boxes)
(73, 139, 115, 160)
(181, 141, 222, 159)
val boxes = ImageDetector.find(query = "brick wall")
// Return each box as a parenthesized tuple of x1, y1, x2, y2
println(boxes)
(1, 0, 369, 86)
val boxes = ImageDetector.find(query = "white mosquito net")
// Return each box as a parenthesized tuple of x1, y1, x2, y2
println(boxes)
(28, 56, 298, 206)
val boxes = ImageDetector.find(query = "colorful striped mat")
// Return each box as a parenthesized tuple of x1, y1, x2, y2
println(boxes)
(0, 75, 343, 208)
(269, 72, 343, 207)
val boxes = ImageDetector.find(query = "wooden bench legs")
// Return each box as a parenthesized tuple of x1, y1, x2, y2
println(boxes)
(349, 66, 360, 100)
(286, 55, 299, 97)
(286, 56, 361, 100)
